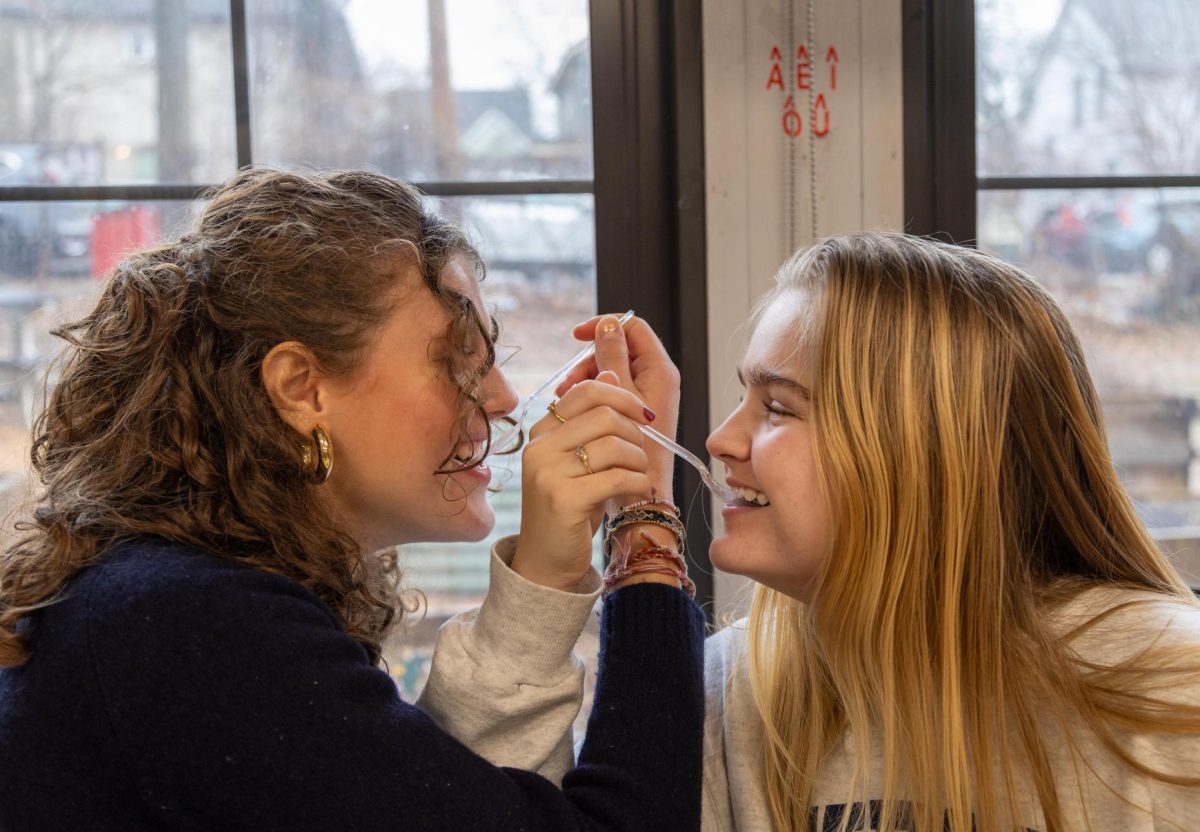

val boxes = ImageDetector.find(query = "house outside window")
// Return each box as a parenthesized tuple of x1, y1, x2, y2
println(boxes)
(976, 0, 1200, 585)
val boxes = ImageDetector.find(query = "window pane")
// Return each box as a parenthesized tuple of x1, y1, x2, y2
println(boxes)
(248, 0, 593, 180)
(0, 199, 193, 528)
(0, 2, 237, 185)
(977, 0, 1200, 177)
(0, 199, 197, 282)
(978, 188, 1200, 584)
(388, 193, 599, 704)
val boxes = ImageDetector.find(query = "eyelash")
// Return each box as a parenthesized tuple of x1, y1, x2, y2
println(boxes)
(764, 399, 793, 419)
(737, 393, 794, 420)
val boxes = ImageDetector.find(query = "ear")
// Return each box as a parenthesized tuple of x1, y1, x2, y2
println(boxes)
(261, 341, 328, 437)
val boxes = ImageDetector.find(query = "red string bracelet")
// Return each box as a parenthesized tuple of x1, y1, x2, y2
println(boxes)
(603, 531, 696, 598)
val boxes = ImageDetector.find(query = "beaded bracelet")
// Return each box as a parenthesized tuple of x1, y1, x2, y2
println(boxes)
(606, 508, 686, 540)
(609, 507, 682, 527)
(603, 499, 683, 557)
(603, 508, 686, 559)
(619, 498, 681, 516)
(603, 517, 684, 557)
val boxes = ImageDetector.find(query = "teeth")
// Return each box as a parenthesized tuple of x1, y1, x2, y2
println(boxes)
(736, 487, 770, 506)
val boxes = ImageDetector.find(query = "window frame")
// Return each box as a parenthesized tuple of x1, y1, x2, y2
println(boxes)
(903, 0, 1200, 238)
(590, 0, 713, 612)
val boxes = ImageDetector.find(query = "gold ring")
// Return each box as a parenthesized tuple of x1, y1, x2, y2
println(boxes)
(547, 401, 567, 424)
(575, 444, 594, 475)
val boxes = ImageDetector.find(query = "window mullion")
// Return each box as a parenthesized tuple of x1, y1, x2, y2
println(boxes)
(230, 0, 253, 169)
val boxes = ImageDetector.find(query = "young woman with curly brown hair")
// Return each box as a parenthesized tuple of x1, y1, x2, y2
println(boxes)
(0, 167, 704, 831)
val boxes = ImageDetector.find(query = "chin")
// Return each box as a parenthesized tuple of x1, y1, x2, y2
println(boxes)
(710, 535, 786, 590)
(439, 499, 495, 543)
(458, 512, 495, 542)
(709, 536, 748, 576)
(385, 500, 495, 546)
(461, 490, 497, 539)
(712, 540, 818, 602)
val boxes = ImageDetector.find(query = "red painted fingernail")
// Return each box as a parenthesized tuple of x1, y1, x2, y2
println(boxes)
(642, 406, 657, 422)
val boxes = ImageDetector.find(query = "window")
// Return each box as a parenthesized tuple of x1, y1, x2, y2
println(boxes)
(0, 0, 605, 710)
(973, 0, 1200, 586)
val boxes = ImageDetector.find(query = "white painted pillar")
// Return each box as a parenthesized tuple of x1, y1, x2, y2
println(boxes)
(702, 0, 906, 617)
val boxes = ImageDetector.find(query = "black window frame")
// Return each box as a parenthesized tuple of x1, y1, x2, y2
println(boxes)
(590, 0, 713, 612)
(903, 0, 1200, 237)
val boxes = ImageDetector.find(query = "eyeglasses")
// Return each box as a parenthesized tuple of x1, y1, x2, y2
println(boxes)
(489, 310, 736, 503)
(489, 310, 636, 455)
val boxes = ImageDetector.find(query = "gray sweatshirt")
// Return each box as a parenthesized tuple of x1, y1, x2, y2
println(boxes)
(419, 537, 1200, 831)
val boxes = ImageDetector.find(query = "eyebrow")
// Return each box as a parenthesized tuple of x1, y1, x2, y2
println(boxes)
(737, 366, 812, 401)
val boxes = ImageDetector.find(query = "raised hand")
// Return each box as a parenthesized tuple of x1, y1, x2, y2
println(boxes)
(554, 315, 681, 507)
(510, 371, 656, 591)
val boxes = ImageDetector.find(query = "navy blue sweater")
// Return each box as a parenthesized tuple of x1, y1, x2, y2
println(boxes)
(0, 538, 705, 831)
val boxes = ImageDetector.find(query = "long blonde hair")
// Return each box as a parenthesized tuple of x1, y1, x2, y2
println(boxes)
(746, 233, 1200, 831)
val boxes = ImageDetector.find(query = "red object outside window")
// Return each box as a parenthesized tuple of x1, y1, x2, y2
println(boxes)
(91, 206, 161, 278)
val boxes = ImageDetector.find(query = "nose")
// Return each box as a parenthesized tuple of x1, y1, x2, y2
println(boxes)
(484, 363, 519, 419)
(706, 407, 750, 466)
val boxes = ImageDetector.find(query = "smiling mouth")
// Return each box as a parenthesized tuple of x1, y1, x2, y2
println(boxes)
(452, 440, 487, 465)
(729, 486, 770, 507)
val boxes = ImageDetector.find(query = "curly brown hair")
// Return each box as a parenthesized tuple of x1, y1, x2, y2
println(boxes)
(0, 167, 504, 667)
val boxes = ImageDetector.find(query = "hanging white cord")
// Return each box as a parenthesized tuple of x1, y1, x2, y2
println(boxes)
(806, 0, 818, 242)
(785, 0, 820, 254)
(785, 0, 797, 257)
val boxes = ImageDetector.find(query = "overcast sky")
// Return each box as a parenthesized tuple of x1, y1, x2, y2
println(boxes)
(344, 0, 589, 90)
(980, 0, 1064, 40)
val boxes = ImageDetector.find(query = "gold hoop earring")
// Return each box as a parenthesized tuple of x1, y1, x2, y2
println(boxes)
(301, 424, 333, 484)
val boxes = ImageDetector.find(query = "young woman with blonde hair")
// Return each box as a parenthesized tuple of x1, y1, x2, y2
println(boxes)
(430, 232, 1200, 831)
(700, 232, 1200, 831)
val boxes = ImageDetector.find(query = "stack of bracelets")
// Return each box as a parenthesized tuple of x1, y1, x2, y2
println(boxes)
(601, 499, 696, 599)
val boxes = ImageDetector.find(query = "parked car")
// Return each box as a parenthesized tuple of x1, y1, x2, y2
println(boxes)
(1147, 200, 1200, 277)
(1033, 195, 1200, 279)
(0, 145, 95, 278)
(1084, 199, 1159, 273)
(1148, 199, 1200, 313)
(1031, 203, 1090, 267)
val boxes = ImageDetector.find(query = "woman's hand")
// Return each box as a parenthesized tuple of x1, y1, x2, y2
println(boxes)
(554, 315, 681, 508)
(510, 372, 656, 591)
